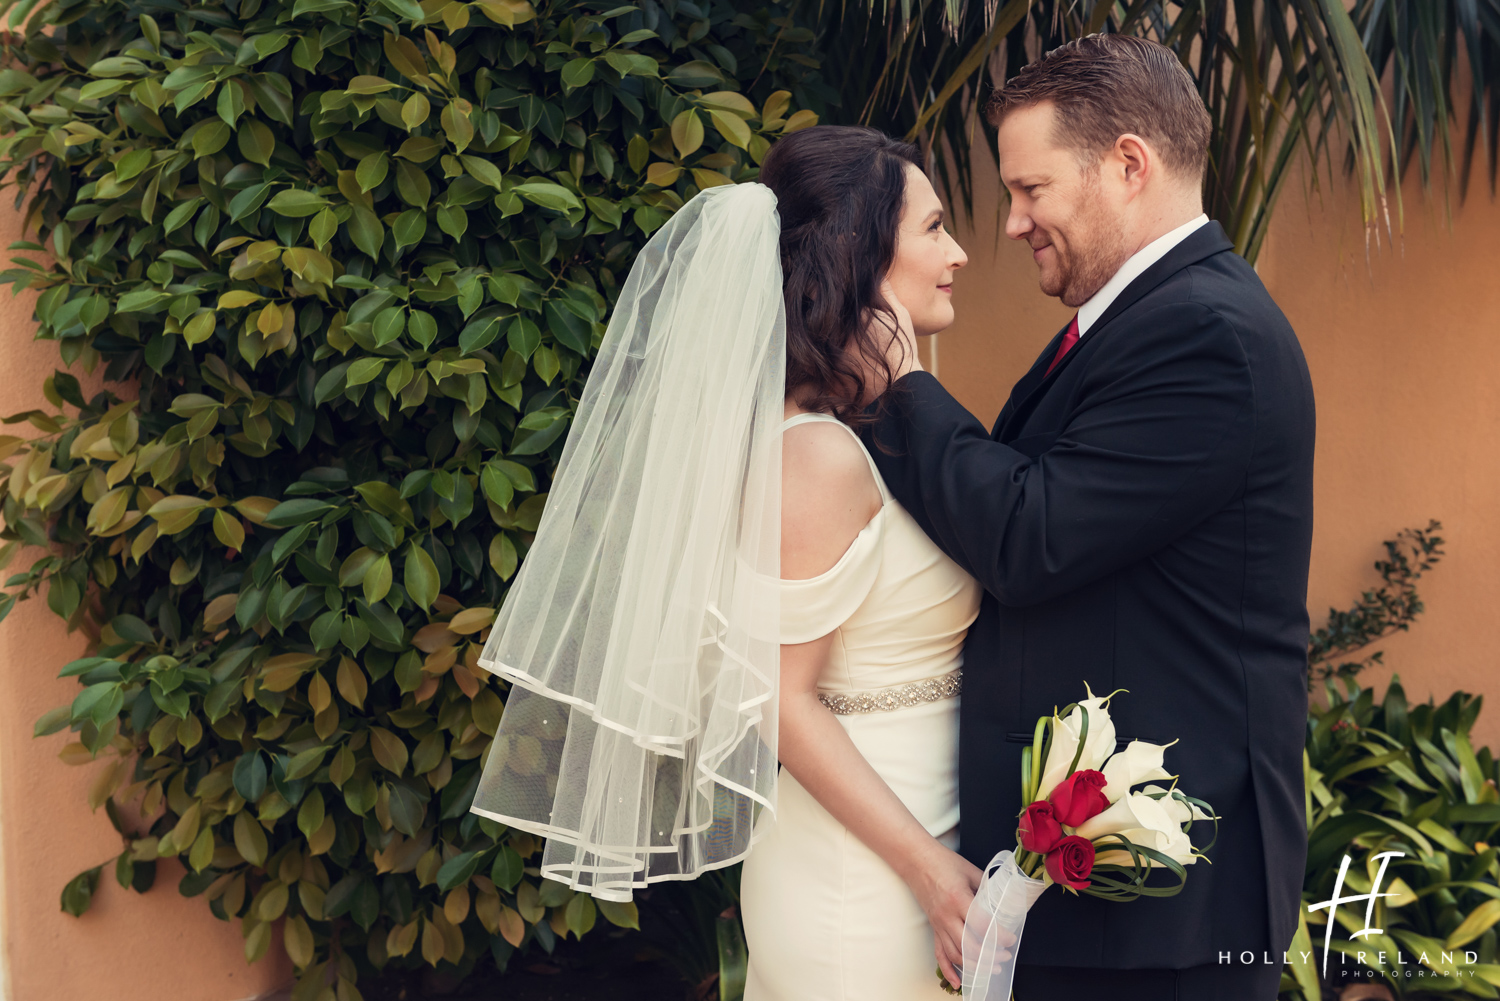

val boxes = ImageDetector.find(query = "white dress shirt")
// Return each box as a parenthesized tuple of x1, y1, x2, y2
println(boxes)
(1075, 214, 1209, 337)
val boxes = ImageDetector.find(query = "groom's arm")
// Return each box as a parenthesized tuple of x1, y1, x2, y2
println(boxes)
(866, 301, 1256, 606)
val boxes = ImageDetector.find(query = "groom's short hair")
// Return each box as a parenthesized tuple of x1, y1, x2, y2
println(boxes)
(986, 34, 1211, 182)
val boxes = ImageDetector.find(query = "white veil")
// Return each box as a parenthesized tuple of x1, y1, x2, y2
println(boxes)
(471, 182, 785, 901)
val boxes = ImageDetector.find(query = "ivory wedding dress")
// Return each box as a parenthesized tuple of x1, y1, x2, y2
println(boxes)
(740, 412, 982, 1001)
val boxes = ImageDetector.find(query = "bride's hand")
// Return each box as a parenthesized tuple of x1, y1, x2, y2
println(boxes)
(908, 841, 982, 989)
(877, 278, 922, 379)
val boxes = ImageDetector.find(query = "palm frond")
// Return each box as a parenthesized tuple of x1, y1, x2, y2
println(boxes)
(817, 0, 1500, 264)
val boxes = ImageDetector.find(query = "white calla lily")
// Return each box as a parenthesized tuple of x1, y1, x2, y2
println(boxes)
(1140, 784, 1217, 824)
(1034, 684, 1117, 801)
(1093, 824, 1199, 868)
(1099, 740, 1176, 803)
(1073, 790, 1177, 843)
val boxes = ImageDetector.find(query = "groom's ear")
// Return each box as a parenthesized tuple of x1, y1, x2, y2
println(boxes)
(1111, 133, 1156, 192)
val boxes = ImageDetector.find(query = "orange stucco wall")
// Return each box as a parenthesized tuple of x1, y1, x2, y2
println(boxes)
(933, 151, 1500, 750)
(0, 218, 291, 996)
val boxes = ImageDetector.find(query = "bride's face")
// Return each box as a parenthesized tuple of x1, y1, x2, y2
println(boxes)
(886, 165, 968, 336)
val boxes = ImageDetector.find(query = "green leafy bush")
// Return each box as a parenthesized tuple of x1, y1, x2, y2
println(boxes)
(1282, 677, 1500, 1000)
(1308, 520, 1445, 687)
(0, 0, 824, 993)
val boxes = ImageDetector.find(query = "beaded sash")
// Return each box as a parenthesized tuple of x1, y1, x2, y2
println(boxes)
(816, 669, 962, 716)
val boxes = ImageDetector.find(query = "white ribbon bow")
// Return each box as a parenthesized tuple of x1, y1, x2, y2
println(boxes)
(959, 850, 1050, 1000)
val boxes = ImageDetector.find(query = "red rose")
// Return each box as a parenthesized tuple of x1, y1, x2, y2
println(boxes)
(1045, 835, 1096, 890)
(1048, 769, 1110, 827)
(1018, 800, 1063, 854)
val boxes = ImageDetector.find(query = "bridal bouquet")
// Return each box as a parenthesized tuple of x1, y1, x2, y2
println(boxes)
(941, 685, 1217, 998)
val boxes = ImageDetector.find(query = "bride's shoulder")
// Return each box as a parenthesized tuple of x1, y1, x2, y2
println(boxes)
(781, 417, 882, 580)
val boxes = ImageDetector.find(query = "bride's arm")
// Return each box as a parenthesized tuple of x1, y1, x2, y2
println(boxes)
(778, 419, 980, 990)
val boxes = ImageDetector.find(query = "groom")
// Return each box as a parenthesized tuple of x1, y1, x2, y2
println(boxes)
(867, 34, 1313, 1001)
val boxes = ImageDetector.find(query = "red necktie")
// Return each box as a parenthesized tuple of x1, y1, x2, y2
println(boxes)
(1044, 315, 1081, 377)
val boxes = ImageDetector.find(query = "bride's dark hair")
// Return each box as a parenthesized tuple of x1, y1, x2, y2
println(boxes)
(758, 125, 923, 426)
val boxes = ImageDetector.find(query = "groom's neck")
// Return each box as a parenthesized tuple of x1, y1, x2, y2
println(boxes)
(1121, 189, 1204, 257)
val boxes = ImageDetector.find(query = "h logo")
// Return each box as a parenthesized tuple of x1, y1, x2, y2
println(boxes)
(1306, 850, 1405, 976)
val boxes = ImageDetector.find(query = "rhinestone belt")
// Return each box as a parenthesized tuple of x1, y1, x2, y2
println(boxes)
(816, 669, 962, 715)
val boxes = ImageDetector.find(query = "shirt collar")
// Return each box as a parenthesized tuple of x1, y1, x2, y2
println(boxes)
(1075, 214, 1210, 337)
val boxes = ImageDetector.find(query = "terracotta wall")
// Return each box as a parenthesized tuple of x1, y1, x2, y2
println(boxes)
(0, 222, 290, 996)
(932, 150, 1500, 750)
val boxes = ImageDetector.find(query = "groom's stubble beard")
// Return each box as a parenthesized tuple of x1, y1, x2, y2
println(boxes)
(1041, 170, 1132, 309)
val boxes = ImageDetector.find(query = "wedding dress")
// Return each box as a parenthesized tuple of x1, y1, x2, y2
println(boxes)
(740, 411, 982, 1001)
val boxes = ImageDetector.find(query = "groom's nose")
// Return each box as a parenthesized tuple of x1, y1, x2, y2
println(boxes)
(1004, 202, 1034, 242)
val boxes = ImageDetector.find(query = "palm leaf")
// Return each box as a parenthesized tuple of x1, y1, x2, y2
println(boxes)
(821, 0, 1500, 264)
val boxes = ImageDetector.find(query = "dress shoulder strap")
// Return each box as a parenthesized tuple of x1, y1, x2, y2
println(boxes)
(780, 412, 888, 501)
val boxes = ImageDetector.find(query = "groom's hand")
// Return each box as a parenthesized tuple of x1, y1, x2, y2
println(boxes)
(878, 278, 922, 380)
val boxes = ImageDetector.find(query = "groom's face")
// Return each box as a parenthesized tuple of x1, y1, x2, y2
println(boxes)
(997, 103, 1130, 308)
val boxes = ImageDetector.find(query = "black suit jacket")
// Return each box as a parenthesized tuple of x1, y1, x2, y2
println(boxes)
(865, 222, 1314, 969)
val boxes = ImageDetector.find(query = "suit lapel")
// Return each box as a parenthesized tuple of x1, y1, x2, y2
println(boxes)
(992, 321, 1072, 439)
(995, 221, 1236, 442)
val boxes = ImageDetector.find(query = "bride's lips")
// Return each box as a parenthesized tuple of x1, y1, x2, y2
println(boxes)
(937, 284, 952, 294)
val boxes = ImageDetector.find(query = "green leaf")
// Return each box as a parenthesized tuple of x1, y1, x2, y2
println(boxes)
(460, 154, 504, 190)
(72, 682, 122, 727)
(671, 109, 704, 158)
(490, 846, 524, 891)
(512, 182, 581, 213)
(188, 828, 214, 872)
(368, 727, 409, 775)
(401, 92, 430, 130)
(393, 208, 427, 250)
(60, 866, 103, 917)
(1448, 898, 1500, 950)
(348, 207, 384, 260)
(285, 746, 329, 781)
(707, 109, 751, 149)
(363, 554, 393, 604)
(265, 498, 334, 527)
(372, 307, 406, 347)
(376, 0, 426, 22)
(34, 705, 71, 737)
(441, 101, 475, 153)
(387, 782, 425, 837)
(356, 152, 389, 193)
(437, 850, 485, 891)
(565, 893, 596, 937)
(90, 56, 149, 78)
(435, 205, 467, 240)
(237, 120, 275, 166)
(667, 60, 725, 89)
(339, 547, 378, 586)
(561, 58, 595, 89)
(355, 481, 413, 525)
(481, 463, 514, 508)
(458, 316, 500, 354)
(310, 207, 338, 249)
(267, 189, 329, 217)
(340, 79, 390, 102)
(233, 750, 268, 801)
(297, 787, 326, 839)
(408, 310, 438, 348)
(234, 812, 268, 867)
(403, 543, 439, 610)
(598, 898, 640, 930)
(115, 148, 152, 182)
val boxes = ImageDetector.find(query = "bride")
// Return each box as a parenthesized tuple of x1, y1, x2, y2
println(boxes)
(470, 124, 981, 998)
